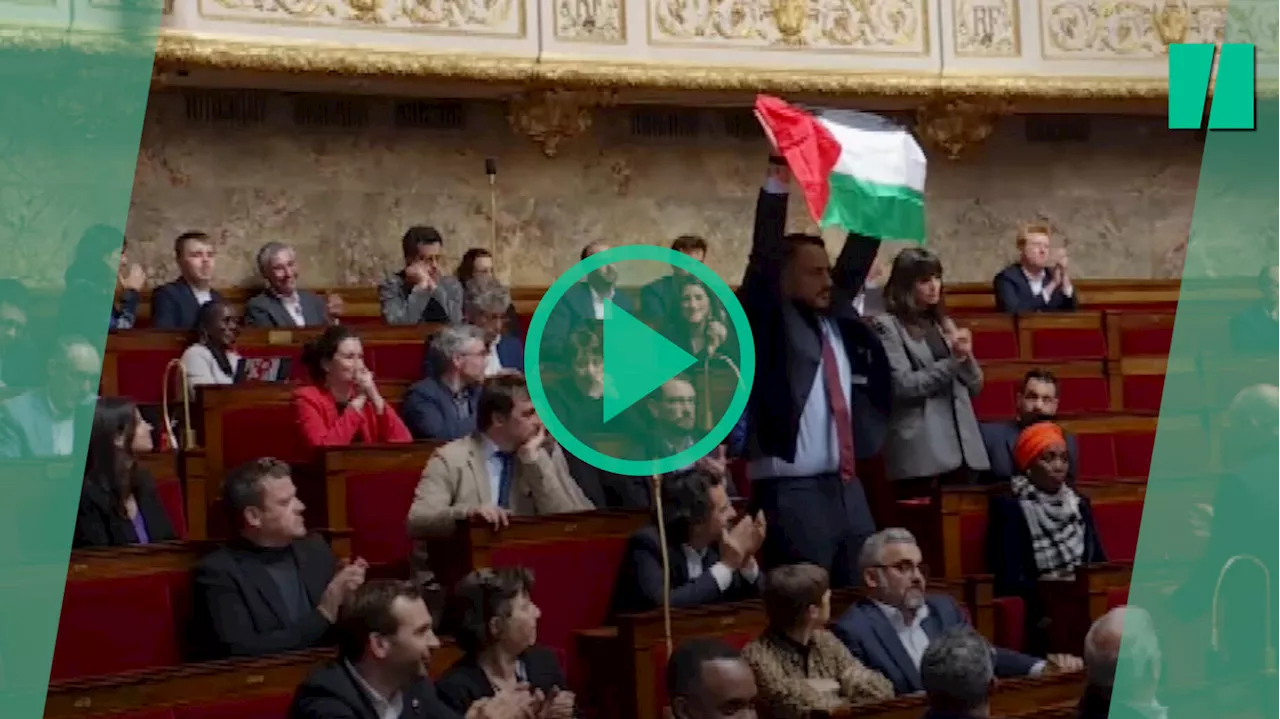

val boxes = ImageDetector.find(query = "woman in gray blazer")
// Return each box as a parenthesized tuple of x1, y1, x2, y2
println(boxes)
(869, 248, 989, 492)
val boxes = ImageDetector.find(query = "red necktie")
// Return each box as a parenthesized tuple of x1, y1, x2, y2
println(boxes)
(820, 333, 857, 482)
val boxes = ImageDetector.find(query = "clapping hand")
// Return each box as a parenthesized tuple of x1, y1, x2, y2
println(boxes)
(326, 292, 345, 319)
(950, 327, 974, 359)
(118, 264, 146, 292)
(1046, 654, 1083, 673)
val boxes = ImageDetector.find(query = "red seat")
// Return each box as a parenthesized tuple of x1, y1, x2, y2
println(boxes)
(220, 404, 309, 470)
(1107, 587, 1130, 609)
(1091, 500, 1144, 562)
(173, 694, 294, 719)
(155, 475, 189, 539)
(1113, 431, 1156, 480)
(366, 342, 426, 383)
(959, 316, 1018, 362)
(1073, 432, 1119, 482)
(118, 349, 182, 404)
(992, 596, 1027, 652)
(51, 572, 182, 679)
(1056, 375, 1111, 415)
(345, 467, 422, 567)
(1028, 328, 1107, 361)
(1119, 373, 1166, 413)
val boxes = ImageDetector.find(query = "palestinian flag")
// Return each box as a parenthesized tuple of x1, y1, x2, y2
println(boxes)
(755, 94, 927, 243)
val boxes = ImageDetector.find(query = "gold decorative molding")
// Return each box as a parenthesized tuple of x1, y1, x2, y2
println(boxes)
(770, 0, 808, 46)
(648, 0, 927, 53)
(553, 0, 626, 43)
(914, 96, 1009, 160)
(507, 88, 615, 157)
(1040, 0, 1226, 60)
(953, 0, 1020, 57)
(195, 0, 528, 38)
(1153, 0, 1190, 45)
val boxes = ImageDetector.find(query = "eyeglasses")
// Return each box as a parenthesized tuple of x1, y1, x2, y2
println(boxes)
(872, 561, 928, 577)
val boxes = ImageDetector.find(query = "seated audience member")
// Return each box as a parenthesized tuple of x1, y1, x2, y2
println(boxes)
(289, 580, 478, 719)
(832, 528, 1073, 696)
(0, 335, 99, 458)
(667, 638, 758, 719)
(73, 397, 175, 547)
(195, 457, 368, 658)
(0, 279, 38, 390)
(464, 276, 524, 377)
(57, 225, 145, 334)
(980, 369, 1080, 485)
(742, 564, 893, 718)
(406, 374, 593, 587)
(1228, 264, 1279, 354)
(993, 224, 1077, 314)
(403, 325, 487, 441)
(540, 241, 634, 354)
(379, 226, 462, 325)
(1078, 607, 1162, 719)
(641, 377, 737, 494)
(181, 300, 242, 389)
(918, 626, 995, 719)
(245, 242, 339, 327)
(986, 422, 1105, 654)
(640, 234, 709, 327)
(437, 568, 576, 717)
(609, 469, 764, 618)
(871, 248, 989, 491)
(457, 248, 520, 330)
(294, 326, 412, 449)
(664, 275, 741, 423)
(151, 231, 222, 331)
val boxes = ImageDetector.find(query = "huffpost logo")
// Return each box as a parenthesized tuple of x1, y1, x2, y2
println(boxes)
(1169, 43, 1257, 130)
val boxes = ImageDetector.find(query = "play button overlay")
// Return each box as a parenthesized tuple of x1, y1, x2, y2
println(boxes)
(525, 245, 756, 477)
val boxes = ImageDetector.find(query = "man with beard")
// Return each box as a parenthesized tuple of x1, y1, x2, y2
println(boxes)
(980, 370, 1080, 485)
(831, 528, 1067, 695)
(290, 580, 531, 719)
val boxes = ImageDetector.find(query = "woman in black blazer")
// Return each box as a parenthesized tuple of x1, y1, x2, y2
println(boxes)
(986, 421, 1105, 654)
(436, 567, 577, 718)
(73, 398, 177, 548)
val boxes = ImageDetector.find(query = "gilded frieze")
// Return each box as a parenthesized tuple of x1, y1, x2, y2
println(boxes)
(1041, 0, 1226, 59)
(197, 0, 526, 37)
(952, 0, 1019, 57)
(553, 0, 625, 42)
(1225, 1, 1278, 55)
(647, 0, 928, 54)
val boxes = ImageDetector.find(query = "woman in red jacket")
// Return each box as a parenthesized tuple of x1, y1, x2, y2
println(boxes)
(294, 325, 412, 449)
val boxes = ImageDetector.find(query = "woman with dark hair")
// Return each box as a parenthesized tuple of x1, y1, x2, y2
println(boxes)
(57, 225, 147, 336)
(870, 248, 988, 494)
(293, 325, 411, 449)
(73, 397, 176, 547)
(436, 567, 576, 717)
(455, 248, 495, 285)
(180, 300, 242, 388)
(664, 275, 742, 432)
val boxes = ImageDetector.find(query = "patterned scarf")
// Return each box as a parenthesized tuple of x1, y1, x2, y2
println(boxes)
(1010, 475, 1086, 578)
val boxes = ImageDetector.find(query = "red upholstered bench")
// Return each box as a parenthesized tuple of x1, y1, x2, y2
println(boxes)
(974, 361, 1109, 421)
(173, 694, 294, 719)
(1018, 313, 1107, 361)
(139, 452, 189, 539)
(1105, 310, 1176, 360)
(1083, 481, 1147, 563)
(956, 314, 1019, 361)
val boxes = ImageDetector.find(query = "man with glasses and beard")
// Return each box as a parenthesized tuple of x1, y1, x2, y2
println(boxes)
(980, 369, 1080, 485)
(831, 528, 1071, 696)
(290, 580, 528, 719)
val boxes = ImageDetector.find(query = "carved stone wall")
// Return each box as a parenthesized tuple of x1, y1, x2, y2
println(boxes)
(118, 91, 1205, 289)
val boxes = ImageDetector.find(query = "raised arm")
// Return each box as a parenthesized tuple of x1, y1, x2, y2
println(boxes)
(739, 158, 793, 306)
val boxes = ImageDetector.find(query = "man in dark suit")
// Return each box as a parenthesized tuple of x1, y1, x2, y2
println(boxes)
(639, 234, 708, 327)
(979, 369, 1080, 485)
(739, 150, 890, 588)
(244, 242, 336, 328)
(1077, 607, 1163, 719)
(289, 579, 480, 719)
(0, 335, 99, 459)
(151, 231, 223, 331)
(919, 626, 996, 719)
(462, 275, 524, 377)
(993, 224, 1077, 314)
(193, 457, 368, 659)
(832, 528, 1070, 695)
(540, 241, 636, 357)
(403, 325, 486, 441)
(609, 469, 764, 618)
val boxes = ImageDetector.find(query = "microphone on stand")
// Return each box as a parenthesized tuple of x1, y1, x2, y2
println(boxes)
(162, 359, 197, 452)
(485, 158, 498, 258)
(1211, 554, 1276, 673)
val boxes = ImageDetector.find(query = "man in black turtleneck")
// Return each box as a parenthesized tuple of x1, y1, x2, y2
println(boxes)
(193, 457, 368, 659)
(979, 369, 1080, 485)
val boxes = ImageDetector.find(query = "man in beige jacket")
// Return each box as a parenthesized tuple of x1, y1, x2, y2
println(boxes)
(406, 374, 595, 595)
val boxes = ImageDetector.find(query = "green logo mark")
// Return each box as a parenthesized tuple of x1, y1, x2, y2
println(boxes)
(1169, 43, 1256, 130)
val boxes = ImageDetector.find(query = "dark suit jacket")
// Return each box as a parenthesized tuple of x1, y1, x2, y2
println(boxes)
(72, 469, 177, 548)
(540, 282, 636, 358)
(401, 377, 480, 441)
(609, 525, 762, 619)
(151, 279, 224, 331)
(289, 660, 460, 719)
(831, 594, 1039, 695)
(0, 340, 40, 390)
(244, 290, 329, 328)
(739, 189, 891, 466)
(993, 264, 1078, 314)
(563, 449, 650, 509)
(639, 274, 681, 328)
(436, 646, 571, 714)
(192, 534, 338, 659)
(421, 331, 525, 379)
(980, 421, 1080, 486)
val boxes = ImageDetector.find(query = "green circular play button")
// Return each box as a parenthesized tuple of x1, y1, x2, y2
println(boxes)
(525, 246, 756, 477)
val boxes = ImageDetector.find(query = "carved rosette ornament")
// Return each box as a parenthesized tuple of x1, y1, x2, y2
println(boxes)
(771, 0, 809, 45)
(914, 97, 1009, 160)
(1154, 0, 1190, 46)
(507, 89, 616, 157)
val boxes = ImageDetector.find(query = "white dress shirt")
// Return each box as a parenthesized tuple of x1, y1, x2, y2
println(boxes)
(193, 287, 213, 306)
(683, 544, 760, 592)
(1023, 268, 1074, 302)
(874, 600, 932, 671)
(279, 293, 306, 326)
(589, 286, 616, 320)
(484, 341, 504, 377)
(46, 395, 74, 457)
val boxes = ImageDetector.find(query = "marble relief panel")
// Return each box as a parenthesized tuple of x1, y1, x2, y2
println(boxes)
(197, 0, 527, 37)
(952, 0, 1019, 57)
(646, 0, 929, 54)
(552, 0, 625, 41)
(1040, 0, 1226, 60)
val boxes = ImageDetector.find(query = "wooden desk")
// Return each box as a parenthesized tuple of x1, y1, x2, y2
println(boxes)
(819, 671, 1084, 719)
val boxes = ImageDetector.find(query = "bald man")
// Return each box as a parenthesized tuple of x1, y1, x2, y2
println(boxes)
(1078, 607, 1162, 719)
(0, 335, 100, 458)
(541, 242, 636, 357)
(1173, 384, 1279, 673)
